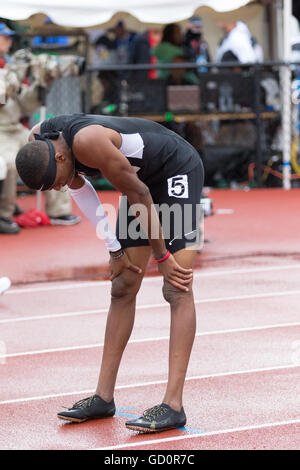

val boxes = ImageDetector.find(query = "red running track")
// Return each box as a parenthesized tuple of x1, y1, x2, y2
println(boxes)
(0, 188, 300, 449)
(2, 187, 300, 284)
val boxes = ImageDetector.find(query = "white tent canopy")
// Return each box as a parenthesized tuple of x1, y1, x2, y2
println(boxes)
(2, 0, 252, 27)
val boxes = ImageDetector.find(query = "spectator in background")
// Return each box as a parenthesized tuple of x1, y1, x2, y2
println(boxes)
(251, 35, 264, 63)
(91, 22, 136, 79)
(91, 70, 120, 115)
(214, 21, 261, 181)
(216, 21, 262, 63)
(92, 30, 118, 68)
(129, 29, 161, 80)
(0, 22, 80, 234)
(112, 21, 136, 66)
(152, 23, 183, 79)
(183, 16, 210, 69)
(153, 23, 199, 84)
(0, 23, 13, 67)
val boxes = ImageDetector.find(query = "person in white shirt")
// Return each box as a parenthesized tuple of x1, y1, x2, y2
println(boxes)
(216, 21, 262, 63)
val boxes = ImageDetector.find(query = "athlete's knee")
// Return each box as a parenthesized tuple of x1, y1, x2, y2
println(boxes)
(162, 280, 193, 306)
(111, 272, 141, 301)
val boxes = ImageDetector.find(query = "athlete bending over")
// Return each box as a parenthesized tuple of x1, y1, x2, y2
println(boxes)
(16, 113, 204, 433)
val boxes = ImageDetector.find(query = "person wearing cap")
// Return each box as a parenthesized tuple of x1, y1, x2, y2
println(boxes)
(112, 21, 136, 75)
(0, 22, 80, 233)
(183, 15, 211, 67)
(0, 22, 15, 68)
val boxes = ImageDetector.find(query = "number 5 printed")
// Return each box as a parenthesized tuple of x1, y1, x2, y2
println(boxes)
(167, 175, 189, 198)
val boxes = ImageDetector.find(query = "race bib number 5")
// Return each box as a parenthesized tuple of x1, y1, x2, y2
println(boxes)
(167, 175, 189, 198)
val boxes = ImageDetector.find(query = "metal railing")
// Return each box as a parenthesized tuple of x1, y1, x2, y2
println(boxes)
(68, 60, 300, 188)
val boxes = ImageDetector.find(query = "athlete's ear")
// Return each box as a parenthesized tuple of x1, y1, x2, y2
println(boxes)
(55, 152, 66, 163)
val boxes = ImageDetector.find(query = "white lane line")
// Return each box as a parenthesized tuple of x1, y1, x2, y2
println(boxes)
(2, 320, 300, 359)
(95, 418, 300, 450)
(6, 281, 106, 295)
(5, 264, 300, 296)
(2, 288, 300, 324)
(0, 363, 299, 405)
(0, 308, 108, 324)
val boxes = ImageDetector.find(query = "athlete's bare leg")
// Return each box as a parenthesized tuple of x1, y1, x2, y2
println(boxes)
(96, 246, 152, 402)
(162, 247, 198, 411)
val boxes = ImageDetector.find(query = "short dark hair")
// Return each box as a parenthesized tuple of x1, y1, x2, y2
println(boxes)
(162, 23, 181, 45)
(16, 141, 50, 190)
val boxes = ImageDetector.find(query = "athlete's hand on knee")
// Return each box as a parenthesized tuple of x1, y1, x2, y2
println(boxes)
(109, 251, 142, 281)
(158, 253, 193, 292)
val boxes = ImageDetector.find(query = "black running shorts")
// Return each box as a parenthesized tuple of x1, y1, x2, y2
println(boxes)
(116, 160, 204, 254)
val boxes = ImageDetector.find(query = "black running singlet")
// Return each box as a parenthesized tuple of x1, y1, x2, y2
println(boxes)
(40, 114, 201, 186)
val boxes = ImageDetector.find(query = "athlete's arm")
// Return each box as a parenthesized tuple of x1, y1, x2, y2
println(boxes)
(68, 175, 142, 278)
(68, 175, 122, 252)
(73, 125, 167, 260)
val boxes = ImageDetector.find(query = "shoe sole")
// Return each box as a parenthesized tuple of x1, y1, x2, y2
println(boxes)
(57, 412, 115, 424)
(57, 415, 88, 423)
(125, 424, 183, 433)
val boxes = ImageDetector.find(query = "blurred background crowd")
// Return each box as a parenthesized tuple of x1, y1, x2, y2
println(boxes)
(0, 2, 300, 241)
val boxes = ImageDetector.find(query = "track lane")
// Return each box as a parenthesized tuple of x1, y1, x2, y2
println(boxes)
(1, 292, 300, 355)
(1, 186, 300, 449)
(1, 325, 300, 401)
(0, 368, 299, 450)
(1, 262, 300, 320)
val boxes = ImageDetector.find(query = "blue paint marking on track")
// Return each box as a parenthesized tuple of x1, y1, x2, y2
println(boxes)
(117, 407, 136, 411)
(116, 408, 205, 435)
(178, 426, 206, 434)
(116, 411, 140, 419)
